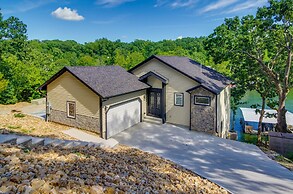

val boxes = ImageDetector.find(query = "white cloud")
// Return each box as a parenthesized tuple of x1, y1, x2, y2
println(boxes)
(3, 0, 54, 14)
(201, 0, 238, 13)
(177, 35, 183, 39)
(96, 0, 135, 7)
(155, 0, 197, 8)
(51, 7, 84, 21)
(226, 0, 267, 13)
(171, 0, 197, 8)
(154, 0, 167, 7)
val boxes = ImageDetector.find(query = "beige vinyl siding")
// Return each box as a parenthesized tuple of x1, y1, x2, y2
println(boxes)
(47, 71, 100, 118)
(217, 86, 231, 138)
(101, 90, 146, 138)
(147, 76, 162, 89)
(132, 59, 199, 126)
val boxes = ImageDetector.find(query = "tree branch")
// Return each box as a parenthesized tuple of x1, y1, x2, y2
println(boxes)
(242, 51, 281, 91)
(268, 47, 286, 69)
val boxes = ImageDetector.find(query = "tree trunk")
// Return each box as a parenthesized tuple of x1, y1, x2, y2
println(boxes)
(257, 96, 266, 145)
(276, 92, 287, 133)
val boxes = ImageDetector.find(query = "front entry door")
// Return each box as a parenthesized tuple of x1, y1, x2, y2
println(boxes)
(148, 89, 162, 118)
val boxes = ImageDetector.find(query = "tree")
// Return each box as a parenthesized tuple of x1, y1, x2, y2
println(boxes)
(0, 11, 27, 59)
(0, 10, 28, 103)
(250, 73, 277, 144)
(77, 55, 97, 66)
(207, 0, 293, 133)
(0, 73, 8, 92)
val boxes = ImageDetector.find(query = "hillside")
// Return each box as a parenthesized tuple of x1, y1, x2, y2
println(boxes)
(0, 144, 228, 193)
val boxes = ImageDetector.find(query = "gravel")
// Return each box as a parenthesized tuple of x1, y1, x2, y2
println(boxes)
(0, 144, 228, 194)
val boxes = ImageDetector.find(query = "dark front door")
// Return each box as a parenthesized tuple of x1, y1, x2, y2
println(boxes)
(148, 89, 162, 118)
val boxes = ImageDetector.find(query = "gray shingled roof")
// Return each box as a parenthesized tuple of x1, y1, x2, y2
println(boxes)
(40, 66, 149, 98)
(144, 55, 232, 94)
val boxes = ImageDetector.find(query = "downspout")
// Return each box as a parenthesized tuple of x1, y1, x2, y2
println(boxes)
(189, 92, 192, 130)
(99, 97, 103, 138)
(215, 94, 218, 136)
(102, 98, 110, 140)
(45, 93, 48, 122)
(104, 105, 111, 140)
(162, 83, 166, 124)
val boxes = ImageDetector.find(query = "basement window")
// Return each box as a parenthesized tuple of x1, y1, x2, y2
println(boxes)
(194, 96, 210, 106)
(67, 101, 76, 118)
(174, 93, 184, 106)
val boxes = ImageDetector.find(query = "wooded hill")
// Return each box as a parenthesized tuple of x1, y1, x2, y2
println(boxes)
(0, 14, 217, 104)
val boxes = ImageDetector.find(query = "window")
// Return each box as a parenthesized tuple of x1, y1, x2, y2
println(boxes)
(67, 101, 76, 118)
(174, 93, 184, 106)
(194, 96, 210, 106)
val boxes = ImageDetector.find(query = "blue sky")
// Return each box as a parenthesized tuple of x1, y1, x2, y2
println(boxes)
(1, 0, 268, 43)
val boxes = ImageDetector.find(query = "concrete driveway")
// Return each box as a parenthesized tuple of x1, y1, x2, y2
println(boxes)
(113, 122, 293, 194)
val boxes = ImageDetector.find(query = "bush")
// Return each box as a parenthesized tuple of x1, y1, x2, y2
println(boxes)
(0, 84, 18, 104)
(241, 133, 269, 145)
(242, 133, 258, 144)
(14, 113, 25, 118)
(286, 152, 293, 161)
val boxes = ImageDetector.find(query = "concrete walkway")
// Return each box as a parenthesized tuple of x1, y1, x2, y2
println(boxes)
(62, 128, 118, 148)
(113, 122, 293, 194)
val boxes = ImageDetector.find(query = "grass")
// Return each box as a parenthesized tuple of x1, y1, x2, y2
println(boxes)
(7, 125, 21, 129)
(241, 133, 269, 145)
(274, 155, 293, 171)
(285, 152, 293, 161)
(14, 113, 26, 118)
(0, 114, 75, 140)
(6, 125, 35, 134)
(20, 128, 35, 134)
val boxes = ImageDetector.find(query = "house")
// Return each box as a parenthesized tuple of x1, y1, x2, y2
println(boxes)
(39, 55, 232, 139)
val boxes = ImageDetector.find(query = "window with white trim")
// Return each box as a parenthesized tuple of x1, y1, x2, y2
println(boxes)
(174, 93, 184, 106)
(67, 101, 76, 118)
(194, 96, 210, 106)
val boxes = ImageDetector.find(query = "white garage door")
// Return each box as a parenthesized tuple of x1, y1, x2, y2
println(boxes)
(107, 99, 141, 138)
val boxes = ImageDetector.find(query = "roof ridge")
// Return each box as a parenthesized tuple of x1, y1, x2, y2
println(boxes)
(155, 55, 188, 58)
(155, 55, 228, 78)
(155, 55, 223, 75)
(66, 65, 119, 68)
(39, 65, 149, 99)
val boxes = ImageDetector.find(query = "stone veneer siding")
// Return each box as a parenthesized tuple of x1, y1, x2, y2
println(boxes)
(190, 87, 216, 135)
(49, 109, 100, 133)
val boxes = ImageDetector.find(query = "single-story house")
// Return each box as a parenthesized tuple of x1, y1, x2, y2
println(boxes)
(39, 55, 232, 139)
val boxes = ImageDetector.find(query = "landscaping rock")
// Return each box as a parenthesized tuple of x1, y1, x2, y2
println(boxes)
(90, 185, 104, 194)
(0, 144, 228, 193)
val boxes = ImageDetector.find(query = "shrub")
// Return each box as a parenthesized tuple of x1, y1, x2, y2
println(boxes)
(241, 133, 269, 145)
(14, 113, 25, 118)
(286, 152, 293, 161)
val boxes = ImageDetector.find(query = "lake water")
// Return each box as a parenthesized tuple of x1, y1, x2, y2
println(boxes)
(233, 90, 293, 139)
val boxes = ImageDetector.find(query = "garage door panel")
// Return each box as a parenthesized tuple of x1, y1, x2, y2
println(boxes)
(107, 99, 141, 138)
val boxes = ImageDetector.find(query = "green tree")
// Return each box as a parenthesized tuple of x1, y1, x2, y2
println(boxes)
(0, 11, 27, 59)
(77, 55, 97, 66)
(0, 10, 28, 103)
(127, 51, 145, 69)
(207, 0, 293, 133)
(0, 73, 8, 92)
